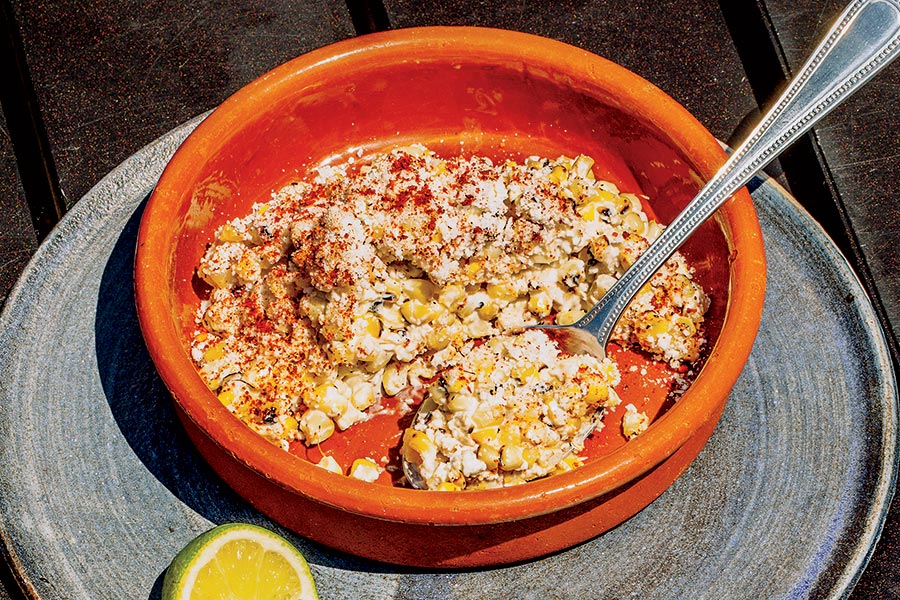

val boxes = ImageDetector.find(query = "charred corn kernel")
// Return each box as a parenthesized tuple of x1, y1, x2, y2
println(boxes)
(556, 309, 585, 326)
(585, 380, 609, 404)
(527, 291, 552, 317)
(218, 223, 244, 243)
(315, 455, 342, 474)
(438, 284, 466, 309)
(447, 393, 477, 413)
(500, 445, 525, 471)
(622, 211, 646, 234)
(471, 426, 501, 447)
(400, 299, 440, 325)
(217, 389, 235, 406)
(477, 445, 500, 470)
(403, 278, 436, 303)
(436, 481, 460, 492)
(381, 362, 408, 396)
(476, 301, 499, 321)
(622, 404, 650, 439)
(203, 340, 227, 362)
(282, 415, 299, 433)
(349, 458, 382, 482)
(299, 409, 335, 445)
(485, 282, 518, 303)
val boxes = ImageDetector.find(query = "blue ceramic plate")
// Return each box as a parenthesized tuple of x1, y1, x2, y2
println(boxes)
(0, 117, 895, 599)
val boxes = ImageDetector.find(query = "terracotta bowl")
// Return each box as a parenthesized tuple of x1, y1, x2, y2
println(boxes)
(135, 27, 765, 567)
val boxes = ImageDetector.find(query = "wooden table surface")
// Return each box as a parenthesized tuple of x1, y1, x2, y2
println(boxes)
(0, 1, 897, 597)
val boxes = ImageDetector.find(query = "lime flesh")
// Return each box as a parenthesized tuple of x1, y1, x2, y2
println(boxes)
(162, 523, 318, 600)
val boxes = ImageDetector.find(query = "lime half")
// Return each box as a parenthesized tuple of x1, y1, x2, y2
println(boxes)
(161, 523, 318, 600)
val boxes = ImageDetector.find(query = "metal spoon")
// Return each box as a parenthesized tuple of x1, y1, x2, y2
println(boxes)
(545, 0, 900, 359)
(403, 0, 900, 489)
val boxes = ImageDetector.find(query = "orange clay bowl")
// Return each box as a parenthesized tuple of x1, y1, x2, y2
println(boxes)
(135, 27, 765, 567)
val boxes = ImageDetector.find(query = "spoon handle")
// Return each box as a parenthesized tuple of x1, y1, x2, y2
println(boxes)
(576, 0, 900, 347)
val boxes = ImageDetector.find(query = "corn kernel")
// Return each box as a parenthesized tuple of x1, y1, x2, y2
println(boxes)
(315, 455, 342, 474)
(471, 426, 501, 447)
(622, 404, 650, 439)
(585, 380, 609, 404)
(403, 429, 436, 458)
(622, 211, 646, 234)
(572, 155, 595, 178)
(486, 282, 518, 303)
(646, 317, 669, 337)
(447, 393, 477, 413)
(217, 389, 235, 406)
(436, 481, 460, 492)
(359, 313, 382, 338)
(498, 425, 522, 447)
(426, 329, 451, 351)
(382, 362, 409, 396)
(438, 284, 466, 310)
(472, 404, 501, 429)
(477, 445, 500, 470)
(400, 299, 439, 325)
(511, 363, 538, 383)
(235, 252, 261, 283)
(465, 260, 484, 278)
(500, 446, 525, 471)
(527, 291, 552, 317)
(203, 340, 227, 363)
(547, 165, 567, 184)
(556, 309, 585, 326)
(218, 223, 244, 243)
(299, 409, 335, 445)
(403, 278, 436, 303)
(476, 301, 499, 321)
(522, 446, 541, 466)
(349, 458, 383, 483)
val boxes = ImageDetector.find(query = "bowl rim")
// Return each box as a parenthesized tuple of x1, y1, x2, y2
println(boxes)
(135, 25, 766, 526)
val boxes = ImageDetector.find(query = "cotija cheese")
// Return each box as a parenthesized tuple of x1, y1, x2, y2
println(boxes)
(190, 144, 710, 489)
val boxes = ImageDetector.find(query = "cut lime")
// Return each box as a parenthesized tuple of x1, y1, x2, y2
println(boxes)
(161, 523, 318, 600)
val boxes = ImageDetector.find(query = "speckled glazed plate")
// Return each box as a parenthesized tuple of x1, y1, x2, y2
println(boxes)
(0, 117, 895, 600)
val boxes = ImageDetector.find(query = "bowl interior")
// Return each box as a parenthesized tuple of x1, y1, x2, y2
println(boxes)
(138, 28, 762, 524)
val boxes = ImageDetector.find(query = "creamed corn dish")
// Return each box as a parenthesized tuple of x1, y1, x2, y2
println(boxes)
(190, 145, 709, 490)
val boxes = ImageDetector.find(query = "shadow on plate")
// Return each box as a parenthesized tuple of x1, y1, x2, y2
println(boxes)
(93, 197, 401, 575)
